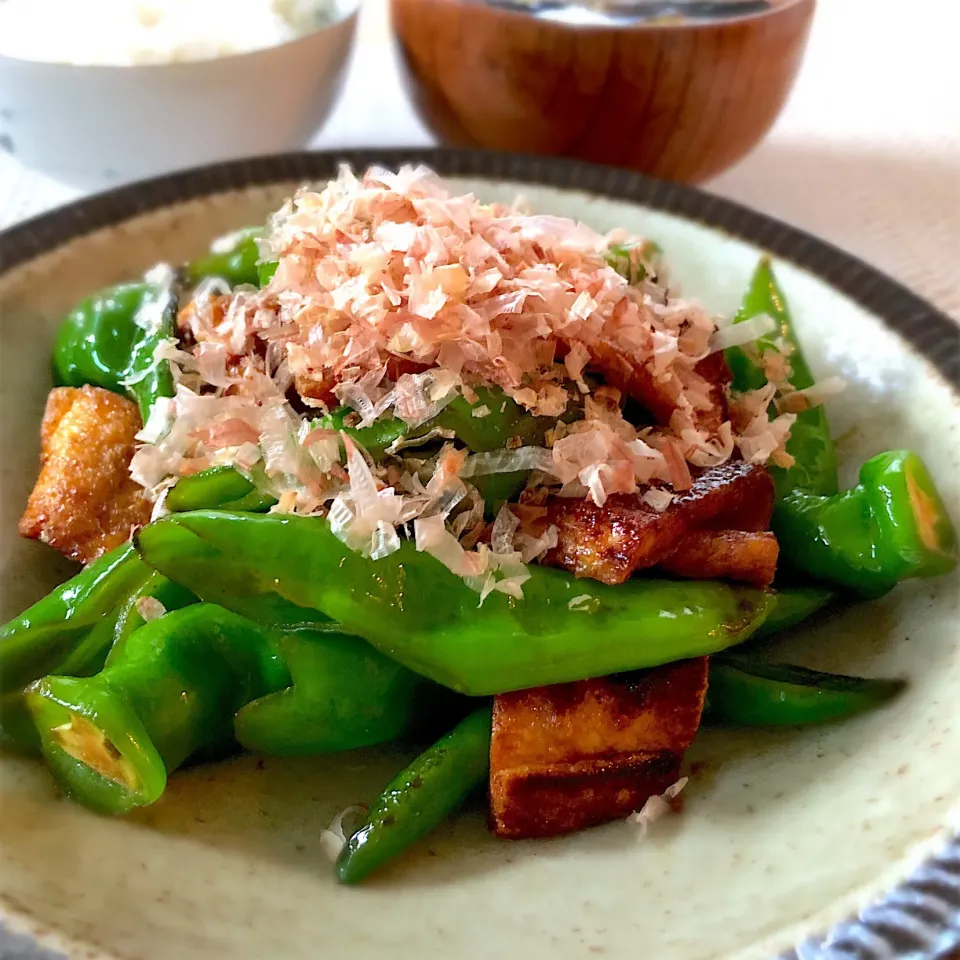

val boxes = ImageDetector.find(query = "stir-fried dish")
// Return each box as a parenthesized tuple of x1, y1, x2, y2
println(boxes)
(3, 166, 956, 883)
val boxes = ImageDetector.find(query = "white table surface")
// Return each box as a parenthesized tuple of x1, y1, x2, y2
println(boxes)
(0, 1, 957, 958)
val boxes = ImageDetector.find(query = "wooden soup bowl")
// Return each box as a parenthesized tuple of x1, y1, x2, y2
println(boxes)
(390, 0, 815, 183)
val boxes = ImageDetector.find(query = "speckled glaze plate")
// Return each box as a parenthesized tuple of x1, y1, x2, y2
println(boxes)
(1, 150, 958, 960)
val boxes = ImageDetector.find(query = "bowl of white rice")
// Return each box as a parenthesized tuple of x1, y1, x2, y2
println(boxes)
(0, 0, 360, 188)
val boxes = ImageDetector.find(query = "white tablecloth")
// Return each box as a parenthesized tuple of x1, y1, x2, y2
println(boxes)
(1, 0, 958, 318)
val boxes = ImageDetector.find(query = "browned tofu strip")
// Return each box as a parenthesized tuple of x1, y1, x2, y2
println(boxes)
(581, 340, 731, 434)
(542, 461, 774, 584)
(657, 530, 779, 587)
(490, 658, 709, 839)
(19, 385, 152, 565)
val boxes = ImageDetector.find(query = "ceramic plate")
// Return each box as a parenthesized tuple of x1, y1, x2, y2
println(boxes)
(1, 150, 958, 960)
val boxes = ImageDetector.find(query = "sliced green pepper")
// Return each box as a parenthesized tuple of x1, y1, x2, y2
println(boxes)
(752, 584, 835, 640)
(336, 703, 492, 884)
(27, 604, 290, 814)
(166, 464, 277, 513)
(53, 282, 177, 422)
(136, 511, 774, 696)
(183, 227, 264, 289)
(777, 450, 957, 597)
(234, 630, 432, 757)
(726, 258, 839, 499)
(0, 544, 148, 695)
(705, 655, 905, 726)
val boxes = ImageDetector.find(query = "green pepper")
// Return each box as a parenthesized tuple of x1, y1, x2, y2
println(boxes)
(336, 703, 492, 884)
(605, 240, 661, 286)
(317, 408, 412, 459)
(27, 604, 290, 814)
(752, 584, 835, 640)
(258, 261, 279, 287)
(776, 450, 957, 597)
(471, 470, 529, 519)
(106, 572, 197, 665)
(0, 544, 148, 695)
(53, 282, 177, 422)
(436, 386, 553, 452)
(183, 227, 264, 289)
(234, 630, 432, 757)
(0, 693, 41, 755)
(136, 511, 774, 696)
(726, 258, 839, 499)
(166, 464, 278, 513)
(705, 655, 905, 726)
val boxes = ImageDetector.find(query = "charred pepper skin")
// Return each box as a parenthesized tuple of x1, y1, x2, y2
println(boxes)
(135, 511, 775, 697)
(336, 704, 493, 884)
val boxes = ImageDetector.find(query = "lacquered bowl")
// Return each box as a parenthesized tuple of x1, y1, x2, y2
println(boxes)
(0, 149, 957, 960)
(390, 0, 815, 183)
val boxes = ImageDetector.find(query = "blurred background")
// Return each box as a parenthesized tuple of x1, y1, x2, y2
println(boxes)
(0, 0, 956, 327)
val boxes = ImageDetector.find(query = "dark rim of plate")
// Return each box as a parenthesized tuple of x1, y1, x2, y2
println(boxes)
(0, 149, 958, 960)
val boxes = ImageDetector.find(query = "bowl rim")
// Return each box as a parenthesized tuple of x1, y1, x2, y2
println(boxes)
(0, 0, 360, 71)
(0, 147, 958, 960)
(424, 0, 815, 33)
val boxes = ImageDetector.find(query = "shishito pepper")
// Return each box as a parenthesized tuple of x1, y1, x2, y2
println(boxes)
(0, 543, 148, 695)
(727, 261, 957, 595)
(752, 584, 835, 641)
(318, 384, 556, 459)
(166, 464, 277, 513)
(27, 604, 290, 814)
(726, 256, 838, 499)
(106, 572, 197, 664)
(705, 655, 905, 726)
(52, 282, 178, 422)
(234, 630, 432, 757)
(28, 603, 435, 812)
(336, 704, 492, 884)
(776, 450, 957, 597)
(136, 511, 775, 696)
(183, 227, 264, 289)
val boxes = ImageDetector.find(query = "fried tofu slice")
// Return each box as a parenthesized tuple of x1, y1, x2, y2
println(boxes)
(19, 386, 151, 565)
(490, 658, 708, 839)
(543, 461, 774, 584)
(658, 530, 779, 587)
(582, 341, 731, 434)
